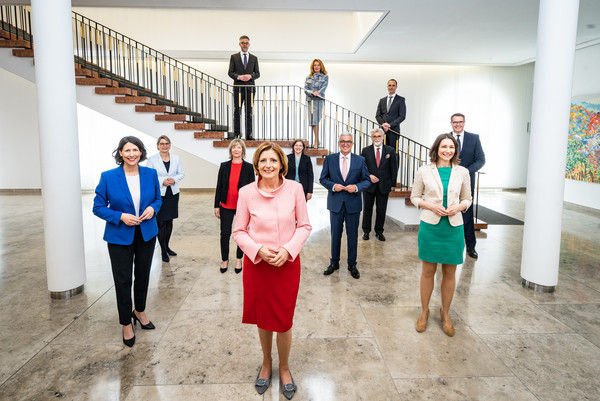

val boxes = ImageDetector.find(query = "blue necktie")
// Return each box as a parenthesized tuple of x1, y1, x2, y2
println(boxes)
(456, 134, 462, 152)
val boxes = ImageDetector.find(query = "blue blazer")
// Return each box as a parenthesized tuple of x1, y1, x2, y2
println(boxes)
(285, 153, 314, 196)
(93, 166, 162, 245)
(319, 153, 371, 214)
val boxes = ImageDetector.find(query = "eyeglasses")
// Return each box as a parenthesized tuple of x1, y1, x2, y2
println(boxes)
(339, 140, 353, 144)
(159, 142, 170, 146)
(240, 41, 249, 45)
(451, 121, 464, 124)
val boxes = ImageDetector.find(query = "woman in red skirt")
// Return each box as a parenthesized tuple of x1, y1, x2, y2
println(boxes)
(233, 142, 312, 399)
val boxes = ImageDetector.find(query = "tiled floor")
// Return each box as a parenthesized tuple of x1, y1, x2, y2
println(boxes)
(0, 189, 599, 400)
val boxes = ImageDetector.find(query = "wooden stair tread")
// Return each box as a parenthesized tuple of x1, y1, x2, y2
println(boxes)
(76, 77, 118, 87)
(115, 96, 155, 105)
(95, 87, 136, 96)
(12, 48, 33, 57)
(175, 123, 206, 130)
(135, 105, 173, 113)
(155, 114, 189, 122)
(194, 132, 226, 139)
(0, 39, 30, 48)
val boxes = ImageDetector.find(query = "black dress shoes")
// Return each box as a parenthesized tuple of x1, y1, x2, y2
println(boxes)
(362, 232, 370, 240)
(161, 254, 170, 263)
(323, 262, 339, 275)
(348, 265, 360, 279)
(131, 310, 155, 330)
(467, 247, 479, 259)
(167, 249, 177, 256)
(376, 233, 386, 241)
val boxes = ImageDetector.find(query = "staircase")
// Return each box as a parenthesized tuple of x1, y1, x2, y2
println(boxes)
(1, 6, 488, 229)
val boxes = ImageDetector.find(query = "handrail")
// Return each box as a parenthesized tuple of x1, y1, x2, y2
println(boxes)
(1, 5, 430, 190)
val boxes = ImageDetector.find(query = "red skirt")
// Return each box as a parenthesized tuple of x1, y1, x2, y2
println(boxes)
(242, 254, 301, 333)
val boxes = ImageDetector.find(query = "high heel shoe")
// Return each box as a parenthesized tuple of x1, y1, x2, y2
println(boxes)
(167, 248, 177, 256)
(131, 310, 155, 330)
(234, 261, 242, 274)
(415, 308, 430, 333)
(123, 325, 135, 347)
(220, 261, 228, 273)
(440, 308, 455, 337)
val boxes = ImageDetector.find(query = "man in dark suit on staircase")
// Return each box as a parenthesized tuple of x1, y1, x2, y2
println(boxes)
(228, 35, 260, 140)
(375, 79, 406, 155)
(361, 128, 398, 242)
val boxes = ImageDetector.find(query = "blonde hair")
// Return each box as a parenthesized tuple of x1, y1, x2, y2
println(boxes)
(228, 138, 247, 159)
(310, 59, 328, 76)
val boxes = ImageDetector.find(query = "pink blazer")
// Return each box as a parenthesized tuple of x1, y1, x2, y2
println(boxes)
(233, 179, 312, 264)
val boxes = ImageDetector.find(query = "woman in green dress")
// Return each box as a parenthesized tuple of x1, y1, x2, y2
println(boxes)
(410, 133, 472, 337)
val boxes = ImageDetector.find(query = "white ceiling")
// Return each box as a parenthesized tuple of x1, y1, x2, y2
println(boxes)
(18, 0, 600, 65)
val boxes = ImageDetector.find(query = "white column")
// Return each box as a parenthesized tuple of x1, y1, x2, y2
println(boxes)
(521, 0, 580, 291)
(31, 0, 86, 298)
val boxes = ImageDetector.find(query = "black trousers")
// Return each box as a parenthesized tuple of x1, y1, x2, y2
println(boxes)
(463, 203, 476, 249)
(362, 187, 390, 235)
(158, 219, 173, 256)
(233, 86, 253, 138)
(220, 206, 243, 261)
(107, 226, 156, 326)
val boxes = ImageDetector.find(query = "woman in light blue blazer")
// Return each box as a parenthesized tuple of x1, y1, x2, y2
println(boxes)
(146, 135, 185, 263)
(93, 136, 162, 347)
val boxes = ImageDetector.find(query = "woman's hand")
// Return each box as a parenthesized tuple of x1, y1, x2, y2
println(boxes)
(306, 193, 312, 201)
(163, 178, 175, 186)
(427, 202, 448, 216)
(214, 208, 220, 218)
(445, 205, 462, 216)
(139, 206, 155, 220)
(270, 248, 290, 267)
(120, 213, 141, 226)
(258, 246, 278, 264)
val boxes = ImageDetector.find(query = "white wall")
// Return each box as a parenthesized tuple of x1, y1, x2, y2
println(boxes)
(189, 59, 534, 189)
(564, 43, 600, 210)
(0, 67, 41, 189)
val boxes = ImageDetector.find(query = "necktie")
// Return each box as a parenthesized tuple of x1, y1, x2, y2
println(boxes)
(376, 147, 381, 167)
(387, 95, 393, 111)
(456, 134, 462, 152)
(243, 53, 247, 69)
(342, 156, 348, 181)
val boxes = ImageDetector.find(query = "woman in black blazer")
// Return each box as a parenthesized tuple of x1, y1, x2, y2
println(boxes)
(285, 139, 314, 200)
(214, 139, 255, 273)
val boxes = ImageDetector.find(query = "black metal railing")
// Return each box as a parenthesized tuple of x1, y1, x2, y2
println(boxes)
(1, 5, 430, 190)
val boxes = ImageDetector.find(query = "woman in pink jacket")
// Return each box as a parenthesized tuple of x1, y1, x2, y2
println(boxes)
(233, 142, 312, 399)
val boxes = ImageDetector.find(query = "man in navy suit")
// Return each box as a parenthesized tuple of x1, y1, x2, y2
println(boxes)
(228, 35, 260, 140)
(320, 133, 372, 279)
(375, 79, 406, 155)
(450, 113, 486, 259)
(361, 128, 398, 241)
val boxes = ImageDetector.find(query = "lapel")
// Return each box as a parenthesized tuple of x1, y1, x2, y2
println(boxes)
(155, 154, 169, 175)
(430, 164, 443, 194)
(115, 166, 135, 210)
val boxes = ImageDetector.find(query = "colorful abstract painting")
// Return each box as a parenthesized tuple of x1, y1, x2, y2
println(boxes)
(567, 100, 600, 183)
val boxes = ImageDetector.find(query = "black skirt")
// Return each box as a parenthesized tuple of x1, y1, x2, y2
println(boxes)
(157, 187, 179, 221)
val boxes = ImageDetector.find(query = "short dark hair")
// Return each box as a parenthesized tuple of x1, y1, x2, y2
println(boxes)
(429, 133, 460, 165)
(253, 142, 288, 177)
(112, 136, 147, 165)
(388, 79, 397, 85)
(451, 113, 465, 121)
(239, 35, 249, 41)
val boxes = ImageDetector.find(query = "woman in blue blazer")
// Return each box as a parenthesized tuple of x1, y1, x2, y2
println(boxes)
(285, 139, 314, 200)
(93, 136, 162, 347)
(146, 135, 185, 263)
